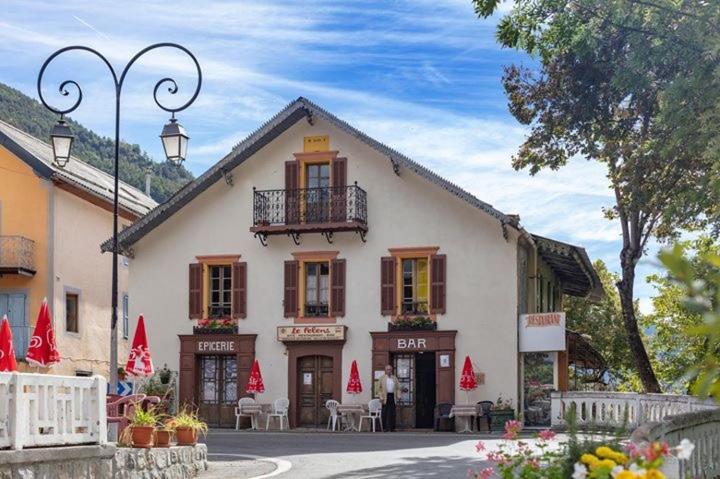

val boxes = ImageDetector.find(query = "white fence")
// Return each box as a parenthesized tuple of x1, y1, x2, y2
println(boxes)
(550, 391, 717, 429)
(0, 372, 107, 450)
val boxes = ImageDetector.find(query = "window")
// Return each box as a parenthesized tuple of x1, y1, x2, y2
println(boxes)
(304, 163, 330, 223)
(208, 265, 232, 317)
(304, 262, 329, 317)
(66, 293, 79, 333)
(393, 354, 414, 406)
(401, 258, 429, 315)
(122, 294, 129, 339)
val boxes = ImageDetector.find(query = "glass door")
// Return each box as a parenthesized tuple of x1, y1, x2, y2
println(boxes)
(304, 163, 330, 223)
(198, 355, 238, 428)
(522, 352, 555, 427)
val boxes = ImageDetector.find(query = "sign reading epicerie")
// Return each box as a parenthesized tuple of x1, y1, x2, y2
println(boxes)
(277, 325, 346, 341)
(518, 312, 566, 352)
(196, 340, 236, 353)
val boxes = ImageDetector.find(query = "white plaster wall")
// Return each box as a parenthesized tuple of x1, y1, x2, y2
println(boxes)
(52, 188, 130, 377)
(129, 117, 519, 408)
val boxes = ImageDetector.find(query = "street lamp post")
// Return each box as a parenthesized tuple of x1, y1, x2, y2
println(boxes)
(37, 43, 202, 393)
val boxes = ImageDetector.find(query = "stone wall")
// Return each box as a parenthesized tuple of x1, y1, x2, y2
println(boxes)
(0, 443, 208, 479)
(0, 444, 116, 479)
(113, 444, 208, 479)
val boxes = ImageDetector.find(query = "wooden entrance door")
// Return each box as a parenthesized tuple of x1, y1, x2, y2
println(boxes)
(297, 355, 334, 427)
(197, 355, 238, 428)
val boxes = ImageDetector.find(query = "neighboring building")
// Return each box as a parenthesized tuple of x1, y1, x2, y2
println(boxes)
(0, 120, 156, 377)
(110, 98, 603, 429)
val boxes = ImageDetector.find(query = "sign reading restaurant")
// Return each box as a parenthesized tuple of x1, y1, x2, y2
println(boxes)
(277, 325, 346, 342)
(518, 312, 566, 352)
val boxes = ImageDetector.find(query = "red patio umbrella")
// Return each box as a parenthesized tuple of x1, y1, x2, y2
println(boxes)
(0, 315, 17, 372)
(459, 355, 478, 403)
(26, 299, 60, 368)
(246, 359, 265, 394)
(126, 315, 154, 377)
(346, 360, 362, 395)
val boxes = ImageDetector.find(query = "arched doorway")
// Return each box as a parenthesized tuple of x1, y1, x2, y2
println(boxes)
(297, 355, 334, 427)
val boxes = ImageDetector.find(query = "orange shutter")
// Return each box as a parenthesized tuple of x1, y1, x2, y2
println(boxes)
(330, 259, 346, 317)
(232, 262, 247, 319)
(381, 256, 396, 316)
(189, 263, 203, 319)
(430, 254, 446, 314)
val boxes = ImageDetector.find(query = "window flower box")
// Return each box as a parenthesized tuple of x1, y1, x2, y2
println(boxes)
(193, 317, 238, 334)
(388, 316, 437, 331)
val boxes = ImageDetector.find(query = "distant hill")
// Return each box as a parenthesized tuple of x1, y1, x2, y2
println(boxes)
(0, 82, 194, 203)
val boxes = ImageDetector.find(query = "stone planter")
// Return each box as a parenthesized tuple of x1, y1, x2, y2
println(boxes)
(490, 410, 515, 430)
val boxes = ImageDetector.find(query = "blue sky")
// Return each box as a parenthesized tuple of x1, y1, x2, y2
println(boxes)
(0, 0, 663, 310)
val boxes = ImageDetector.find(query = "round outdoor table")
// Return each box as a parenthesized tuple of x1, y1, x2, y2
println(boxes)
(336, 404, 366, 432)
(449, 404, 479, 433)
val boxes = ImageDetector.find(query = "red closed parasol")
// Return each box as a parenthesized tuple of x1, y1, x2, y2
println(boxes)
(0, 315, 17, 372)
(246, 359, 265, 394)
(346, 360, 362, 394)
(459, 355, 478, 403)
(125, 315, 154, 377)
(26, 299, 60, 368)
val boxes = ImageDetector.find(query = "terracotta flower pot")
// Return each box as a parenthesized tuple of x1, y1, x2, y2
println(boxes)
(175, 427, 197, 446)
(131, 426, 155, 448)
(154, 429, 171, 448)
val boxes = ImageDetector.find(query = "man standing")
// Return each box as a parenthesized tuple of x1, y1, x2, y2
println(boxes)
(378, 364, 400, 431)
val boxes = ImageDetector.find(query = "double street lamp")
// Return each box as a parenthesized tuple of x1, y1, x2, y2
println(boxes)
(37, 43, 202, 391)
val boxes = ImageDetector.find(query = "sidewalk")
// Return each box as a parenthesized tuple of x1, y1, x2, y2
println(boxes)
(199, 456, 278, 479)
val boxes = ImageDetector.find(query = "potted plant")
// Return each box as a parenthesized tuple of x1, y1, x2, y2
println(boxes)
(193, 317, 238, 334)
(388, 316, 437, 331)
(154, 426, 172, 448)
(127, 404, 160, 448)
(117, 366, 127, 381)
(167, 407, 208, 446)
(490, 396, 515, 430)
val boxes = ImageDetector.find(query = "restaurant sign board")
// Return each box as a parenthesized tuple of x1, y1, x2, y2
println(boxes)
(518, 312, 566, 352)
(277, 325, 346, 342)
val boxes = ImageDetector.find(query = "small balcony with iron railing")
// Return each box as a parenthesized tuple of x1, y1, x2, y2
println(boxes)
(0, 236, 36, 276)
(250, 184, 368, 245)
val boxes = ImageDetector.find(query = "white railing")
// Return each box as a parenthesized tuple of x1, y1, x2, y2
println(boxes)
(0, 372, 107, 450)
(551, 391, 717, 429)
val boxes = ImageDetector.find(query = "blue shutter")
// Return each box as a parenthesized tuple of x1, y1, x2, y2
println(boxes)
(0, 293, 28, 359)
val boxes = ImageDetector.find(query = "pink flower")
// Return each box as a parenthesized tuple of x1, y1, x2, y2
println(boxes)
(486, 451, 505, 463)
(503, 419, 522, 440)
(479, 467, 494, 479)
(475, 441, 486, 453)
(538, 429, 556, 442)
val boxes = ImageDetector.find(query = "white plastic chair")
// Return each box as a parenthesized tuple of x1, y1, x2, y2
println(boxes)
(359, 399, 383, 432)
(235, 397, 258, 430)
(326, 399, 341, 431)
(265, 398, 290, 431)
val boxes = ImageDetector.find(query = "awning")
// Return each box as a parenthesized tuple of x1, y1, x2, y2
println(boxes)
(567, 329, 606, 372)
(532, 234, 604, 300)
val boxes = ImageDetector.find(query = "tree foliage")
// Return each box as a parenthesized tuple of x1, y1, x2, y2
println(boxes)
(474, 0, 720, 392)
(0, 82, 194, 203)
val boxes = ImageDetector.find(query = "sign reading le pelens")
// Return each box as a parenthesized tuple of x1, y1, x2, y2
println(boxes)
(277, 325, 346, 341)
(518, 312, 566, 352)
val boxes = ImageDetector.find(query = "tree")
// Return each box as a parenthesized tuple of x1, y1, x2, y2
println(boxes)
(474, 0, 720, 392)
(564, 260, 637, 389)
(645, 237, 720, 393)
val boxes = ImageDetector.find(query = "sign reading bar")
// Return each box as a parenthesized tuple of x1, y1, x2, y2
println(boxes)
(277, 325, 346, 342)
(196, 340, 236, 353)
(519, 312, 566, 352)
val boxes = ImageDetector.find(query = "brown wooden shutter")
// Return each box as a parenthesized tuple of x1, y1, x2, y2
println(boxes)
(189, 263, 203, 319)
(285, 161, 300, 224)
(430, 254, 447, 314)
(331, 157, 347, 222)
(284, 260, 299, 317)
(232, 261, 247, 319)
(330, 259, 346, 317)
(381, 256, 396, 316)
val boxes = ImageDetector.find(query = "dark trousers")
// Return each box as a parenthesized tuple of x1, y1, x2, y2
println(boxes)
(382, 393, 396, 431)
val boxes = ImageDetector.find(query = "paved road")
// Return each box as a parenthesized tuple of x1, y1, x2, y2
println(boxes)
(203, 430, 499, 478)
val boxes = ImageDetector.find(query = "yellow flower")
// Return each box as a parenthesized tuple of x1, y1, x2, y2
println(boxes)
(595, 446, 616, 459)
(590, 459, 617, 471)
(580, 454, 599, 465)
(615, 471, 638, 479)
(612, 452, 629, 465)
(645, 470, 666, 479)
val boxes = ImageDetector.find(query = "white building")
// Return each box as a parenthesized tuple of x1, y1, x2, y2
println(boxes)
(110, 98, 603, 429)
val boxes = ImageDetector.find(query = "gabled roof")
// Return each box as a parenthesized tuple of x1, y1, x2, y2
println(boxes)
(532, 234, 604, 300)
(0, 120, 157, 217)
(103, 96, 516, 253)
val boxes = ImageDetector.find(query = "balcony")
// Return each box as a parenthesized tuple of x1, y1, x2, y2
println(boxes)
(250, 184, 368, 245)
(0, 236, 36, 276)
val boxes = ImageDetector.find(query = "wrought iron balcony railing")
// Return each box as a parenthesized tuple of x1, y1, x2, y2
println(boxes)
(251, 184, 368, 244)
(0, 236, 36, 276)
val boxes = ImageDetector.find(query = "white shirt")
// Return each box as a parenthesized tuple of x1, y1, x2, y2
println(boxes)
(385, 376, 395, 393)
